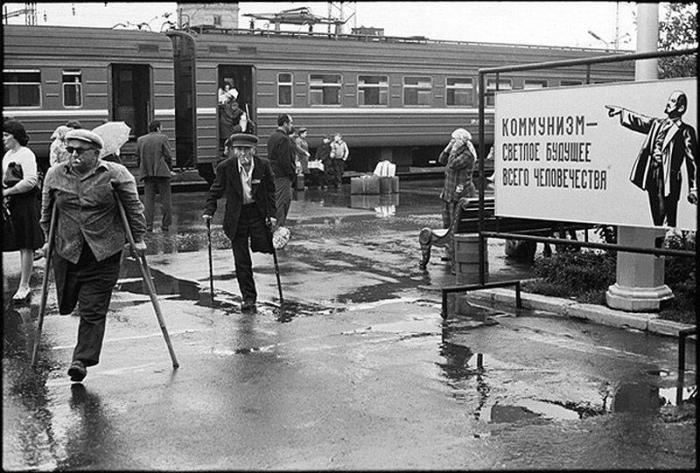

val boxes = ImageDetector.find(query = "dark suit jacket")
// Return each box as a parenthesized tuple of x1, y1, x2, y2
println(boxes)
(619, 110, 697, 198)
(266, 128, 296, 178)
(204, 155, 276, 244)
(136, 131, 172, 179)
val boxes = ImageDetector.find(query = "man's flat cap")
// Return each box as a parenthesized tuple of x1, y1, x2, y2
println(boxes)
(227, 133, 258, 148)
(65, 129, 104, 149)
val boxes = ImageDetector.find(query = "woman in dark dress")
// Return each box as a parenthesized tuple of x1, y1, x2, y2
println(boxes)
(3, 120, 45, 303)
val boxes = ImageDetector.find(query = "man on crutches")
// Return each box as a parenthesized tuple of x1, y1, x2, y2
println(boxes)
(38, 129, 148, 382)
(203, 133, 276, 312)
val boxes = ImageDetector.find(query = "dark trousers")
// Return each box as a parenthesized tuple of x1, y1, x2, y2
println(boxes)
(274, 176, 293, 227)
(53, 245, 122, 367)
(647, 164, 680, 226)
(442, 200, 457, 230)
(308, 169, 327, 188)
(231, 204, 271, 304)
(143, 177, 172, 230)
(328, 159, 345, 187)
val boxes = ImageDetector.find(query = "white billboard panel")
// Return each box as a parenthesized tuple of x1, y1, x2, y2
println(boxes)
(494, 78, 697, 230)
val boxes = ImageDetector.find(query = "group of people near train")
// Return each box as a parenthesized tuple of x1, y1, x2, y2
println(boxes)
(4, 108, 476, 384)
(1, 111, 353, 382)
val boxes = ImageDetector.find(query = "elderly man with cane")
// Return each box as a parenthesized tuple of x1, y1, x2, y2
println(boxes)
(38, 129, 148, 381)
(203, 133, 277, 312)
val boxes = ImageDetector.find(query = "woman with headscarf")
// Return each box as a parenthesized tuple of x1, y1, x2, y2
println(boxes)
(3, 119, 45, 302)
(49, 125, 72, 167)
(438, 127, 478, 230)
(50, 120, 83, 167)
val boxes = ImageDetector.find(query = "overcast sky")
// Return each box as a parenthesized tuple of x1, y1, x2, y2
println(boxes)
(3, 2, 641, 49)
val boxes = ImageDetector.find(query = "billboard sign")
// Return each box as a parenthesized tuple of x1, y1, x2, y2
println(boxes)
(494, 77, 697, 230)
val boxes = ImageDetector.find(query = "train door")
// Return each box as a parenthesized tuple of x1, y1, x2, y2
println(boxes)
(111, 64, 151, 137)
(218, 65, 255, 136)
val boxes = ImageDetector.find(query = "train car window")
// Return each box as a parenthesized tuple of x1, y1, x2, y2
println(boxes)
(446, 77, 473, 106)
(309, 74, 341, 106)
(3, 70, 41, 107)
(560, 80, 583, 87)
(485, 79, 512, 107)
(524, 79, 547, 89)
(62, 70, 83, 107)
(403, 76, 432, 106)
(278, 73, 293, 106)
(358, 75, 388, 106)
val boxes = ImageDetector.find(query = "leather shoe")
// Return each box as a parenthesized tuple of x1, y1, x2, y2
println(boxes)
(68, 360, 87, 382)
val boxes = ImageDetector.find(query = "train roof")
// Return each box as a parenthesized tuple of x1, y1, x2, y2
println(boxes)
(180, 25, 635, 55)
(3, 23, 633, 55)
(3, 24, 173, 60)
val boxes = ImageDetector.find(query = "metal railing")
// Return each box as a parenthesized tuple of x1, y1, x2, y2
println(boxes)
(676, 326, 697, 405)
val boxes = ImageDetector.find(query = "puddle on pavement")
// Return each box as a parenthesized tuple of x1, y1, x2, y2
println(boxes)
(436, 322, 696, 424)
(115, 256, 333, 323)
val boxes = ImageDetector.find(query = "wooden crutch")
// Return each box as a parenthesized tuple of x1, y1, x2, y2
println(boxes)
(114, 191, 179, 368)
(30, 204, 58, 368)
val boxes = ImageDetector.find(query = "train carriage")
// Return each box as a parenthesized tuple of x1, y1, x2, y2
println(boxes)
(3, 24, 176, 171)
(3, 24, 634, 182)
(173, 28, 634, 180)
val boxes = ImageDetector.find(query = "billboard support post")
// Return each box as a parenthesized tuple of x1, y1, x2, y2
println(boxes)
(606, 2, 671, 311)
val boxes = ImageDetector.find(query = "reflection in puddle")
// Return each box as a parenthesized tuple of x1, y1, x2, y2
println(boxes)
(612, 381, 664, 414)
(438, 342, 476, 381)
(438, 321, 695, 424)
(489, 403, 543, 423)
(115, 257, 333, 323)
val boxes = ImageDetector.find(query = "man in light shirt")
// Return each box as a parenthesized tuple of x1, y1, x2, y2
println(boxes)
(203, 134, 276, 312)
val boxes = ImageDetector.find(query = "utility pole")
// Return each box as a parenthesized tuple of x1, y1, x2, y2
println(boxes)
(3, 2, 36, 25)
(327, 1, 356, 35)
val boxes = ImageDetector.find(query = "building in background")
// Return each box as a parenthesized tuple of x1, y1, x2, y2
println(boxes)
(177, 2, 239, 29)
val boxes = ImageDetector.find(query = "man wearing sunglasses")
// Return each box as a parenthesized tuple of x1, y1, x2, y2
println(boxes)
(40, 129, 147, 382)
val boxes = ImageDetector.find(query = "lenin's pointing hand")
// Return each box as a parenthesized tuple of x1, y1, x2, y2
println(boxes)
(605, 105, 622, 117)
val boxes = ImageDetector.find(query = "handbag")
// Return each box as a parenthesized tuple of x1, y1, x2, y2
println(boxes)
(3, 162, 23, 187)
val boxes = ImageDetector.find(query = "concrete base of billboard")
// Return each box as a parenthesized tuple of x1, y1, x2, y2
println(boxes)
(605, 283, 674, 312)
(606, 226, 671, 312)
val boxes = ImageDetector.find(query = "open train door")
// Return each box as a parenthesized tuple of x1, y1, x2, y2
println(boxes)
(218, 65, 255, 134)
(111, 64, 151, 138)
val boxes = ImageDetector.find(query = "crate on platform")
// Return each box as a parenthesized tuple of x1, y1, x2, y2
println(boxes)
(379, 176, 399, 194)
(454, 233, 488, 284)
(350, 174, 380, 194)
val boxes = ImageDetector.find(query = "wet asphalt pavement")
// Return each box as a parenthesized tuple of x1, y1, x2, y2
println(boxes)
(2, 179, 696, 470)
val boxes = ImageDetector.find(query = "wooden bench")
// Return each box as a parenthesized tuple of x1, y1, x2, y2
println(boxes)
(418, 197, 591, 269)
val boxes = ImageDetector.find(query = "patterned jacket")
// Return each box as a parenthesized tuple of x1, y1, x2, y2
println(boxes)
(439, 139, 477, 203)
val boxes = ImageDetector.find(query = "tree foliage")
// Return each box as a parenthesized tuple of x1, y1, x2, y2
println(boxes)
(658, 2, 697, 78)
